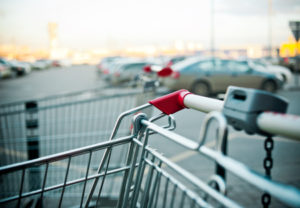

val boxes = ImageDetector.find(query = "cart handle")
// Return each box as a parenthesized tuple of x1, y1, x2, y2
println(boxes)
(149, 89, 300, 140)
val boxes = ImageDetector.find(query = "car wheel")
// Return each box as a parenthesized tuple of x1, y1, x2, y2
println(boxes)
(192, 81, 210, 96)
(261, 80, 277, 93)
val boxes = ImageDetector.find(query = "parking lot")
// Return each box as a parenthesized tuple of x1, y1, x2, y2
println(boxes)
(0, 65, 300, 207)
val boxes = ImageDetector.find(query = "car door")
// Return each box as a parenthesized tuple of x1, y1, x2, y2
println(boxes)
(225, 61, 262, 88)
(210, 59, 233, 92)
(182, 60, 214, 89)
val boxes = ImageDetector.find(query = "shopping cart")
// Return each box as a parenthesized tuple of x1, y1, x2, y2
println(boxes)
(1, 86, 300, 207)
(0, 81, 161, 206)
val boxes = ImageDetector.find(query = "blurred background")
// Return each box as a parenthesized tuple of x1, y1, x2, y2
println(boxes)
(1, 0, 300, 100)
(0, 0, 299, 64)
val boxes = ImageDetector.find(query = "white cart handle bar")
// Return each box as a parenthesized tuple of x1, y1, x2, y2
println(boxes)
(149, 88, 300, 140)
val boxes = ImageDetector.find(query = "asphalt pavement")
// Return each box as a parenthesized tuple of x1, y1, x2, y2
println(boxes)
(0, 65, 300, 207)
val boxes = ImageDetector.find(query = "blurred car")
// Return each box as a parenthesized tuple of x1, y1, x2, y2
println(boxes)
(0, 58, 14, 77)
(52, 59, 72, 67)
(0, 58, 26, 77)
(0, 63, 11, 78)
(52, 60, 61, 67)
(32, 59, 52, 70)
(19, 61, 32, 74)
(249, 59, 292, 83)
(98, 57, 139, 82)
(280, 56, 300, 73)
(160, 57, 284, 96)
(9, 60, 31, 75)
(96, 56, 122, 76)
(109, 61, 151, 85)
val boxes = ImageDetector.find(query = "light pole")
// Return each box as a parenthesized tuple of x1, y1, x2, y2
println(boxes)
(268, 0, 273, 58)
(211, 0, 215, 57)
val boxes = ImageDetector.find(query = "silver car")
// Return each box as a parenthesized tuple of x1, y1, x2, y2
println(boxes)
(109, 61, 152, 85)
(161, 57, 284, 96)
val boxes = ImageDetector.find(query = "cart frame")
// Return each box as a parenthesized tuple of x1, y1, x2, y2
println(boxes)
(1, 87, 300, 208)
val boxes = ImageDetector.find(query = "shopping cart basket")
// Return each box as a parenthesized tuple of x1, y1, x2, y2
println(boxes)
(0, 84, 159, 164)
(1, 86, 300, 207)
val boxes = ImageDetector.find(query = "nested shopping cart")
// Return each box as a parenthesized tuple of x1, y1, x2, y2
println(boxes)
(1, 86, 300, 208)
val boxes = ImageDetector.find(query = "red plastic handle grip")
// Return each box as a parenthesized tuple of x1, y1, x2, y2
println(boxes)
(149, 89, 192, 115)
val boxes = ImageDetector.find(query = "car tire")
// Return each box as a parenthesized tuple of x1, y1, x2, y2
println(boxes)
(261, 80, 277, 93)
(192, 81, 211, 96)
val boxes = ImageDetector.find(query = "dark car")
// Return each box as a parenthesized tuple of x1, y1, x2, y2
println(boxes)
(280, 56, 300, 73)
(160, 57, 284, 96)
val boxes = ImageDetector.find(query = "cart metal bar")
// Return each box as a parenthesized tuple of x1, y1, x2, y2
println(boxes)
(133, 138, 242, 208)
(58, 156, 71, 208)
(40, 162, 49, 205)
(0, 90, 143, 117)
(0, 135, 133, 174)
(257, 111, 300, 140)
(84, 103, 151, 207)
(143, 157, 214, 208)
(17, 168, 25, 207)
(0, 87, 107, 108)
(140, 116, 300, 207)
(80, 151, 92, 208)
(0, 165, 131, 204)
(183, 93, 224, 113)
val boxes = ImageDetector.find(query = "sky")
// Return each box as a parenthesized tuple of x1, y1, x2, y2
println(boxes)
(0, 0, 300, 50)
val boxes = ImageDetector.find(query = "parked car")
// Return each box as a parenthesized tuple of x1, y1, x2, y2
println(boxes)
(32, 59, 52, 70)
(0, 63, 11, 78)
(109, 61, 151, 85)
(0, 58, 24, 77)
(279, 56, 300, 73)
(19, 61, 32, 74)
(52, 59, 72, 67)
(96, 56, 122, 76)
(249, 59, 292, 83)
(9, 60, 31, 75)
(0, 58, 14, 77)
(160, 57, 284, 96)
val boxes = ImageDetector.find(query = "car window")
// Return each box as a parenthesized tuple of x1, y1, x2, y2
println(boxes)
(190, 60, 214, 71)
(124, 63, 145, 71)
(222, 60, 250, 72)
(172, 57, 204, 71)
